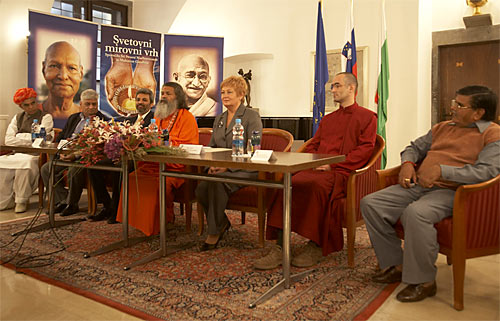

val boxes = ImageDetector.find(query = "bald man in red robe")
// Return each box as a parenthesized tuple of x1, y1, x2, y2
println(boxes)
(254, 72, 377, 269)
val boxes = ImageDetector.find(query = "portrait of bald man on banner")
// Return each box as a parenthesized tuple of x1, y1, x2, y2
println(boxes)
(41, 41, 84, 121)
(28, 11, 97, 129)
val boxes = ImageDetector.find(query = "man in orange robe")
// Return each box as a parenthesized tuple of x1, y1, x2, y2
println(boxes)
(117, 82, 199, 236)
(254, 72, 377, 269)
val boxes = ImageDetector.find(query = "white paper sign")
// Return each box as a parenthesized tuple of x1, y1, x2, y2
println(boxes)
(31, 138, 43, 148)
(57, 139, 69, 150)
(180, 144, 203, 155)
(251, 150, 274, 162)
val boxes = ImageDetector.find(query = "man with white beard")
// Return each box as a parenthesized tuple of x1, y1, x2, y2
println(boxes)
(154, 82, 186, 119)
(115, 82, 199, 235)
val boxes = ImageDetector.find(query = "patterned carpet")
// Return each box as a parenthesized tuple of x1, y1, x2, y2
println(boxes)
(0, 207, 396, 320)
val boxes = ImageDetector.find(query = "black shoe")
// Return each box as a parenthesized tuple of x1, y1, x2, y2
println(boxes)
(396, 281, 437, 302)
(199, 242, 217, 251)
(371, 266, 402, 284)
(199, 221, 231, 252)
(60, 204, 79, 217)
(89, 208, 111, 221)
(53, 203, 67, 214)
(107, 217, 118, 224)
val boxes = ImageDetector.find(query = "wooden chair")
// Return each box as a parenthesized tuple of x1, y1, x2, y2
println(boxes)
(297, 134, 385, 267)
(197, 128, 294, 247)
(198, 128, 213, 146)
(377, 166, 500, 310)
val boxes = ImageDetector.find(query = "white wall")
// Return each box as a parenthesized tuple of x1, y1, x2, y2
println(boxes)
(132, 0, 186, 35)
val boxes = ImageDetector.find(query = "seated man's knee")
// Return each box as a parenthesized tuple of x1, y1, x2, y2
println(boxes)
(360, 195, 371, 214)
(400, 203, 431, 227)
(360, 192, 379, 219)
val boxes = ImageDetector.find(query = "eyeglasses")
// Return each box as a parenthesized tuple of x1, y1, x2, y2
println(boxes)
(451, 99, 472, 109)
(182, 71, 209, 82)
(330, 83, 343, 90)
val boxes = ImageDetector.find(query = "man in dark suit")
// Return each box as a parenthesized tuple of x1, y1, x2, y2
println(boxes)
(125, 87, 155, 127)
(41, 89, 109, 216)
(88, 88, 155, 223)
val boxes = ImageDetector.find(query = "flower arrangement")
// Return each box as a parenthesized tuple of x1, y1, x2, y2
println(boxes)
(68, 118, 186, 167)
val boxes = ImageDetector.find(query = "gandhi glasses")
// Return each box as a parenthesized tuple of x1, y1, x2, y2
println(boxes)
(182, 71, 209, 83)
(451, 99, 472, 109)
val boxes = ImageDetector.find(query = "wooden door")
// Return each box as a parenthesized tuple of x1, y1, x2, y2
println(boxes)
(438, 40, 500, 123)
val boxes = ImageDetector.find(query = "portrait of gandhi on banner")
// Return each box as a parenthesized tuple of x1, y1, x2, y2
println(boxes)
(168, 47, 220, 117)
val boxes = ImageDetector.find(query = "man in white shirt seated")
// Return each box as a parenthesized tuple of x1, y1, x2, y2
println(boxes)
(0, 88, 54, 213)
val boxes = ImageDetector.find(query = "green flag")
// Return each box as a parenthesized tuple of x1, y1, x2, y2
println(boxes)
(375, 0, 389, 169)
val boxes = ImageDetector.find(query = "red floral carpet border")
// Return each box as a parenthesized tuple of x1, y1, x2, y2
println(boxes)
(0, 207, 396, 320)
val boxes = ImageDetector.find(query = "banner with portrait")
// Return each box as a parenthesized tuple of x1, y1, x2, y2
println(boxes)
(100, 25, 161, 118)
(28, 10, 98, 128)
(164, 35, 224, 117)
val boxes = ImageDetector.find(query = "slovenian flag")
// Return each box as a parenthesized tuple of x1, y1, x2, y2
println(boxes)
(375, 0, 389, 169)
(312, 1, 329, 135)
(342, 0, 357, 78)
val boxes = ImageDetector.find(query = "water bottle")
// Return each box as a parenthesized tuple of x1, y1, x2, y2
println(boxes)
(232, 118, 244, 156)
(149, 118, 158, 132)
(161, 129, 170, 146)
(251, 130, 261, 152)
(31, 119, 40, 142)
(39, 126, 47, 144)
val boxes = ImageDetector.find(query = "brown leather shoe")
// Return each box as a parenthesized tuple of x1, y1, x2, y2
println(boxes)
(371, 266, 402, 284)
(396, 281, 437, 302)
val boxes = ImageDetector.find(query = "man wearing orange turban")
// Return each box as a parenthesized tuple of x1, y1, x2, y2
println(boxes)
(0, 88, 54, 213)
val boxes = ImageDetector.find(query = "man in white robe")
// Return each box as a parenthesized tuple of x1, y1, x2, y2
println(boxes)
(0, 88, 54, 213)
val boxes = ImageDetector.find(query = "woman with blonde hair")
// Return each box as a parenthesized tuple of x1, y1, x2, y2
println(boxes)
(195, 76, 262, 251)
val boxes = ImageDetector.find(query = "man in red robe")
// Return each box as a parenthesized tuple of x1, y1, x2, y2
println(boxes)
(254, 72, 377, 269)
(117, 82, 199, 236)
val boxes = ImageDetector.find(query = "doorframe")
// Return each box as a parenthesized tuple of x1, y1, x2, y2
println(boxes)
(432, 24, 500, 125)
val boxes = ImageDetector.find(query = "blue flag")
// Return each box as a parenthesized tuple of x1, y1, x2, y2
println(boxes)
(312, 1, 328, 135)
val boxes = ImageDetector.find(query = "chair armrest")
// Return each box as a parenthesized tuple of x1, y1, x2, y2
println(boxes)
(453, 174, 500, 251)
(296, 138, 313, 153)
(346, 154, 382, 223)
(377, 165, 401, 189)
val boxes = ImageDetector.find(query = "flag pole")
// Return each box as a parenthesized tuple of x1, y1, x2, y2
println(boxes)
(376, 0, 389, 169)
(312, 0, 328, 136)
